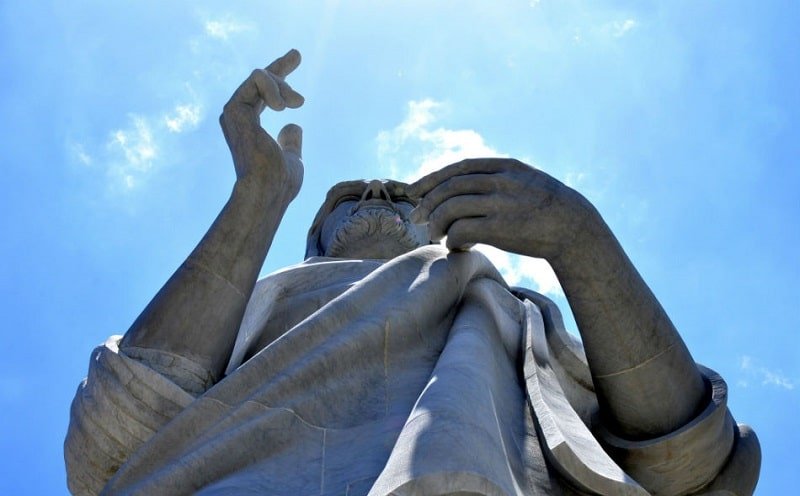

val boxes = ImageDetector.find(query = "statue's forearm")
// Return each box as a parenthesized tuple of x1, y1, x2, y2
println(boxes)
(550, 214, 706, 439)
(120, 179, 292, 380)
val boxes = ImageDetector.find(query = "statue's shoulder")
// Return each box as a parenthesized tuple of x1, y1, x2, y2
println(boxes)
(254, 258, 385, 293)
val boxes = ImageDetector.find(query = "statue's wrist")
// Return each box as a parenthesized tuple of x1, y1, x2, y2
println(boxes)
(549, 204, 613, 276)
(232, 174, 294, 208)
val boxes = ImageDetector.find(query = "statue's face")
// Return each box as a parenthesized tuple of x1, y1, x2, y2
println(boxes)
(317, 180, 430, 259)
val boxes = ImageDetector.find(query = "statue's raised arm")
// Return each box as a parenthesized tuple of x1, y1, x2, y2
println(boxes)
(119, 49, 305, 383)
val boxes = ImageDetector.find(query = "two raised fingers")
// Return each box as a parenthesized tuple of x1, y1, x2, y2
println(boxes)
(266, 48, 301, 78)
(230, 49, 305, 111)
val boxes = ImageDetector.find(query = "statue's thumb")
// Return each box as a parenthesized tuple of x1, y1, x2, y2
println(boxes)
(278, 124, 303, 158)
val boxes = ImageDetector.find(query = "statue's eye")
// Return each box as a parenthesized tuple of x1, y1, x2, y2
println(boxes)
(333, 196, 360, 208)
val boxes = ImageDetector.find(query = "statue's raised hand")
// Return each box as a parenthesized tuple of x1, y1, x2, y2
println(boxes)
(220, 49, 305, 200)
(407, 158, 598, 260)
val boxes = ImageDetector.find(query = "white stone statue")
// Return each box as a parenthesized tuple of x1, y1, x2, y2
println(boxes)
(65, 50, 760, 495)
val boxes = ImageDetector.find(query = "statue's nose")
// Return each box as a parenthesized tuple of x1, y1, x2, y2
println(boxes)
(360, 180, 392, 202)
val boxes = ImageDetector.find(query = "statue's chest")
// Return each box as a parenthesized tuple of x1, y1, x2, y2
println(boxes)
(238, 260, 385, 363)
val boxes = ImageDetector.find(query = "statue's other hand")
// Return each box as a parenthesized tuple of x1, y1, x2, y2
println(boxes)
(220, 49, 304, 200)
(407, 158, 598, 260)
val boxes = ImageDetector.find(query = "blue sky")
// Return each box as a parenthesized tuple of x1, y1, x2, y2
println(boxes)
(2, 1, 798, 493)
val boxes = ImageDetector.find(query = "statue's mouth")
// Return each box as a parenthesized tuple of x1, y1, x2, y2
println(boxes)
(325, 205, 419, 259)
(349, 198, 401, 217)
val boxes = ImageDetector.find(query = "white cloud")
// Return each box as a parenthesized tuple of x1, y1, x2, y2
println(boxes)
(564, 171, 587, 188)
(739, 355, 795, 390)
(164, 103, 202, 133)
(475, 244, 563, 296)
(610, 19, 637, 38)
(69, 142, 92, 166)
(739, 355, 753, 370)
(763, 370, 795, 389)
(376, 99, 507, 182)
(108, 115, 158, 189)
(377, 100, 562, 296)
(583, 18, 638, 42)
(204, 18, 252, 41)
(74, 93, 204, 191)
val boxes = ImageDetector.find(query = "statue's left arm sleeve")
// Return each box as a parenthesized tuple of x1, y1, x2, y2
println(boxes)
(518, 289, 761, 495)
(594, 366, 761, 495)
(64, 336, 197, 496)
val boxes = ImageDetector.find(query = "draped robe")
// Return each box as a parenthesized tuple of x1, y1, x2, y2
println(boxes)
(65, 246, 759, 495)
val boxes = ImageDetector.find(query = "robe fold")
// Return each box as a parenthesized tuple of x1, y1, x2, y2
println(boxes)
(65, 246, 758, 495)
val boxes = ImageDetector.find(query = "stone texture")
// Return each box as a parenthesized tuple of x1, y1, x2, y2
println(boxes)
(65, 50, 760, 495)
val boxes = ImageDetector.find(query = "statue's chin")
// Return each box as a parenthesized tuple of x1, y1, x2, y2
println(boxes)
(327, 235, 419, 259)
(324, 208, 422, 259)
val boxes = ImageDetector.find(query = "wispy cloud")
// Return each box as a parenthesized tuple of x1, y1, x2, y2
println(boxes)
(608, 18, 637, 38)
(377, 99, 507, 182)
(377, 99, 563, 296)
(739, 355, 795, 390)
(72, 95, 204, 191)
(164, 103, 201, 133)
(108, 115, 157, 189)
(69, 142, 93, 166)
(204, 17, 252, 41)
(475, 244, 563, 296)
(578, 18, 638, 43)
(564, 171, 587, 188)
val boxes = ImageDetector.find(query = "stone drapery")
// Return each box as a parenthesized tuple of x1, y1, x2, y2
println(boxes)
(65, 246, 756, 495)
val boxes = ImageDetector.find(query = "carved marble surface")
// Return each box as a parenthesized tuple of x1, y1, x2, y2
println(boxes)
(65, 51, 760, 495)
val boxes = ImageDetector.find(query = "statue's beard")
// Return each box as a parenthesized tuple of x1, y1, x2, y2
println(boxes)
(325, 207, 422, 259)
